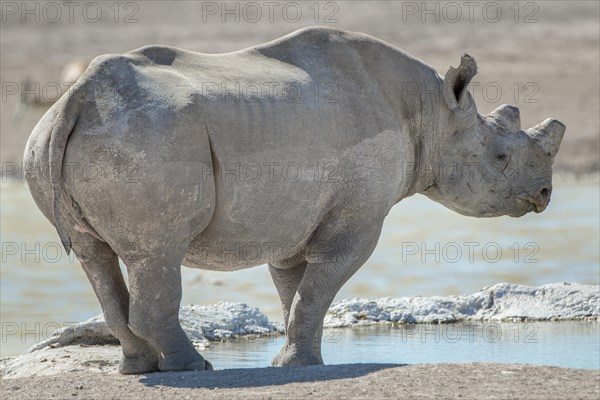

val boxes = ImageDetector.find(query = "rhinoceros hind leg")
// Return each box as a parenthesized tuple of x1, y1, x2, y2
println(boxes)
(70, 232, 159, 374)
(123, 245, 211, 372)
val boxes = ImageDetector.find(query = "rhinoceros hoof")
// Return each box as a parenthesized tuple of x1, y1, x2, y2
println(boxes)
(158, 351, 213, 372)
(119, 354, 160, 375)
(271, 348, 323, 367)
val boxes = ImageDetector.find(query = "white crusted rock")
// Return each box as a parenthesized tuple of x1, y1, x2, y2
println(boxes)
(324, 283, 598, 327)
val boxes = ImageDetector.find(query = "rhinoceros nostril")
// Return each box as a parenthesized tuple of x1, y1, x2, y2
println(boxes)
(540, 187, 550, 200)
(531, 187, 552, 213)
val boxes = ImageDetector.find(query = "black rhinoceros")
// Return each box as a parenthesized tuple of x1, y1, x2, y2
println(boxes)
(24, 27, 564, 373)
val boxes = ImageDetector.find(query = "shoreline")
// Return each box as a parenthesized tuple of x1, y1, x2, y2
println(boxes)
(1, 283, 598, 398)
(1, 283, 597, 374)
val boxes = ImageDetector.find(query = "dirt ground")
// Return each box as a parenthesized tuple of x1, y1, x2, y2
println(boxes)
(1, 361, 598, 400)
(1, 1, 598, 176)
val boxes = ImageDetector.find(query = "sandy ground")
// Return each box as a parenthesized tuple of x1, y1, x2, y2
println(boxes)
(1, 358, 598, 400)
(1, 1, 599, 176)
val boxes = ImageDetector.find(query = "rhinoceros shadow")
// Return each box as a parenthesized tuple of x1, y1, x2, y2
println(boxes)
(138, 363, 403, 389)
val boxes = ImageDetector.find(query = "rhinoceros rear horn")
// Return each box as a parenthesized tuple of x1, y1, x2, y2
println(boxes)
(443, 54, 477, 113)
(489, 104, 521, 132)
(526, 118, 566, 159)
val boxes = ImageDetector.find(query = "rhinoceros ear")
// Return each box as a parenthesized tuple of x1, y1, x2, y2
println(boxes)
(443, 54, 477, 113)
(526, 118, 566, 160)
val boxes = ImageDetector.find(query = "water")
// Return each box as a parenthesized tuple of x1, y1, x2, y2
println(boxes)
(202, 323, 600, 370)
(1, 179, 599, 364)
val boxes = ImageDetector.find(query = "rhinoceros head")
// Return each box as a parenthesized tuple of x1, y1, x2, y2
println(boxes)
(423, 55, 565, 218)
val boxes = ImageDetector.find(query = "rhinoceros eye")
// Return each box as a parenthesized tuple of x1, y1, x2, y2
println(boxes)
(497, 154, 507, 161)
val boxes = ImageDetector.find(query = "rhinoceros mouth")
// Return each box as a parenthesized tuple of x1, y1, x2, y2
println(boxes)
(511, 195, 538, 217)
(508, 208, 532, 218)
(515, 194, 548, 214)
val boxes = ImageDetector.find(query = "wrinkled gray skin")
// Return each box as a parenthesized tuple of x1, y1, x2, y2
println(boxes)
(24, 27, 565, 374)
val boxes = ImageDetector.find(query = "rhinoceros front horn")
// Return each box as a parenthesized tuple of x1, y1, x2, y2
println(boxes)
(526, 118, 566, 159)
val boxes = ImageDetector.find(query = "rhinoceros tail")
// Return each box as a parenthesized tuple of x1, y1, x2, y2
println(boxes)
(48, 85, 83, 255)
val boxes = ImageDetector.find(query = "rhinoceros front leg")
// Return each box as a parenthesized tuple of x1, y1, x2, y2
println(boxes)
(269, 261, 307, 327)
(70, 232, 158, 374)
(270, 261, 329, 364)
(271, 224, 382, 367)
(124, 247, 212, 372)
